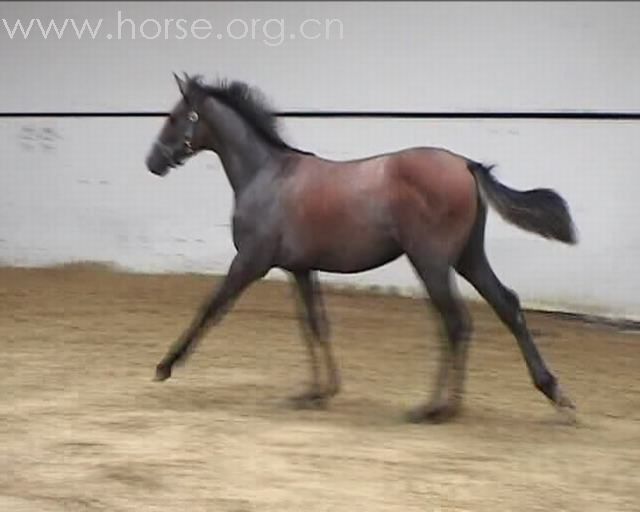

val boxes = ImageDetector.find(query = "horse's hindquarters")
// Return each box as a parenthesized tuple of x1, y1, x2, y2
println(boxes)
(388, 149, 479, 263)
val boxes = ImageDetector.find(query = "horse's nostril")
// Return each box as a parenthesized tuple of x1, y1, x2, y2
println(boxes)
(150, 166, 168, 177)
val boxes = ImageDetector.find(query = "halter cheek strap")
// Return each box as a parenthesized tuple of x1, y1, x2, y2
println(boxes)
(183, 110, 199, 152)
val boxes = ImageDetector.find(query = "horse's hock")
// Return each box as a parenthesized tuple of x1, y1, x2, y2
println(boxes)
(1, 263, 639, 511)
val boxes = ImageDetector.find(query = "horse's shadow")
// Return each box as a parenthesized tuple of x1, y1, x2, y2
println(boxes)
(135, 377, 416, 429)
(133, 378, 582, 432)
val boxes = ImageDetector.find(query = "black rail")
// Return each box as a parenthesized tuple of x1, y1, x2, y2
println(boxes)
(1, 111, 640, 120)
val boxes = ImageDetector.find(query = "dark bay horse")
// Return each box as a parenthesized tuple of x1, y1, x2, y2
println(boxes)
(145, 73, 578, 423)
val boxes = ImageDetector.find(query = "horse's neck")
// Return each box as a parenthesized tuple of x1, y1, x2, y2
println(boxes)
(201, 97, 277, 194)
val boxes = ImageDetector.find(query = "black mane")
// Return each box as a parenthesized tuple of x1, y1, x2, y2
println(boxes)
(188, 76, 314, 156)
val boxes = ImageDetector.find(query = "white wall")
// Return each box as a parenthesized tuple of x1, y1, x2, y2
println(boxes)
(2, 2, 640, 113)
(1, 2, 639, 320)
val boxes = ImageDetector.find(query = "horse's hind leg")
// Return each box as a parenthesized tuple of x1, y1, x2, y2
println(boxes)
(288, 270, 340, 409)
(455, 223, 575, 416)
(405, 252, 472, 423)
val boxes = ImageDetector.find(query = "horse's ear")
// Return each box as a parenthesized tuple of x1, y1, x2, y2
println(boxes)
(173, 72, 188, 99)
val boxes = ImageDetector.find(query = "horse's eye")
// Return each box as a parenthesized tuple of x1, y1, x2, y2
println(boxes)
(168, 115, 176, 126)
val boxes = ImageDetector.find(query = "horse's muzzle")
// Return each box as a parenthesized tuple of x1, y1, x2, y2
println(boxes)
(146, 152, 171, 177)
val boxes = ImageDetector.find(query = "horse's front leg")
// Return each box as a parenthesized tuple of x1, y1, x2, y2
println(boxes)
(154, 249, 271, 381)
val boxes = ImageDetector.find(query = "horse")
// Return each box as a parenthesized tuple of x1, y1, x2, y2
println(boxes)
(145, 72, 578, 423)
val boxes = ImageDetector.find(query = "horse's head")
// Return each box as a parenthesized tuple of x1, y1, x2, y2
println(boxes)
(146, 73, 208, 177)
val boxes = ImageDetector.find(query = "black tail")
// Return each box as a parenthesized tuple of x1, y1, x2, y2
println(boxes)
(467, 161, 578, 244)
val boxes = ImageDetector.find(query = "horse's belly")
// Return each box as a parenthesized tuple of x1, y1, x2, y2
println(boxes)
(314, 238, 403, 273)
(278, 221, 402, 274)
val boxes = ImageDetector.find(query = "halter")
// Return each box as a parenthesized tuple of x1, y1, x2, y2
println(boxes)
(153, 110, 200, 167)
(183, 110, 200, 151)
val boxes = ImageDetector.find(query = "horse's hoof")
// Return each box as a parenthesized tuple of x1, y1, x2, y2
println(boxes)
(406, 403, 458, 424)
(554, 385, 576, 410)
(555, 403, 578, 425)
(153, 364, 172, 382)
(287, 392, 328, 410)
(551, 385, 578, 424)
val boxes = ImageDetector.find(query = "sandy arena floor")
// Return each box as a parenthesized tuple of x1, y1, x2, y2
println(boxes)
(1, 264, 639, 512)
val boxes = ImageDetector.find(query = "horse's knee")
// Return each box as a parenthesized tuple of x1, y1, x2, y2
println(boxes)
(308, 316, 330, 343)
(442, 304, 472, 348)
(459, 306, 473, 337)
